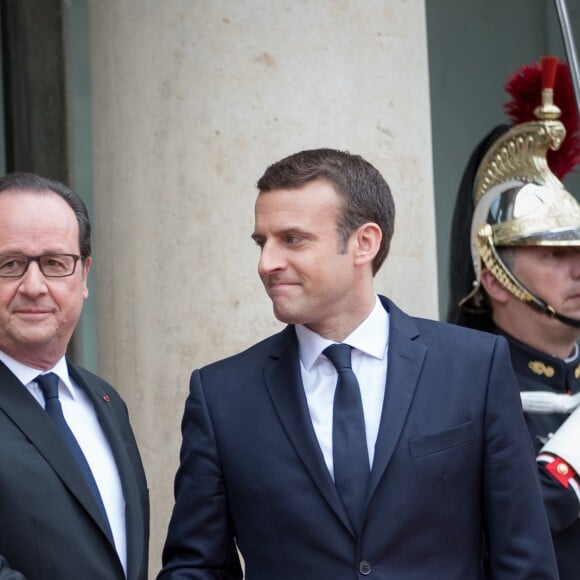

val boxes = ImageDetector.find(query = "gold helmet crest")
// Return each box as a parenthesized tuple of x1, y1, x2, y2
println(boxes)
(456, 57, 580, 327)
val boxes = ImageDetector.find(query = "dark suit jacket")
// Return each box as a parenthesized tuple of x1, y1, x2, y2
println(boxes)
(159, 297, 558, 579)
(0, 359, 149, 580)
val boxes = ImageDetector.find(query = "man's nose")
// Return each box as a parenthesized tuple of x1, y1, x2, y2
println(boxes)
(258, 242, 286, 275)
(17, 261, 48, 295)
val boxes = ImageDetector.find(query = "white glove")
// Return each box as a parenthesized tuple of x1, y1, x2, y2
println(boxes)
(521, 391, 580, 414)
(541, 404, 580, 473)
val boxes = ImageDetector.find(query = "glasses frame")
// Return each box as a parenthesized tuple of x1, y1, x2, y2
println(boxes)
(0, 253, 81, 278)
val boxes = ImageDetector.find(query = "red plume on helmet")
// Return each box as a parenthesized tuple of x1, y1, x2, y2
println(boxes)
(504, 57, 580, 179)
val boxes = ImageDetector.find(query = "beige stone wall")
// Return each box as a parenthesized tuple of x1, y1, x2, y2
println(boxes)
(89, 1, 436, 575)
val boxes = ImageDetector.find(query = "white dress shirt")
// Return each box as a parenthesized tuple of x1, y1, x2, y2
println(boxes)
(0, 351, 127, 575)
(295, 296, 389, 478)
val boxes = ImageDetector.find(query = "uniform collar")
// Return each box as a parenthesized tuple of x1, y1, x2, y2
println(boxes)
(498, 330, 580, 392)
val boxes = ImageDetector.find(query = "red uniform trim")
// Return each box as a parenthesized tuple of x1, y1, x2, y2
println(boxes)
(545, 457, 577, 488)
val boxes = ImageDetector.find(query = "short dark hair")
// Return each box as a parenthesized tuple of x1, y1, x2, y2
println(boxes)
(0, 172, 91, 260)
(257, 148, 395, 274)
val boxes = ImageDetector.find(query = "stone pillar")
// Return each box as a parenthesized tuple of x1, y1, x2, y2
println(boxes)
(88, 0, 436, 573)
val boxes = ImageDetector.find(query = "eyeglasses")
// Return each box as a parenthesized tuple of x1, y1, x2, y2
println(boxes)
(0, 254, 81, 278)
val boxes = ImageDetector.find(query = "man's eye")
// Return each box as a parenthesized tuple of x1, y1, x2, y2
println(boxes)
(42, 256, 69, 272)
(0, 257, 24, 271)
(548, 248, 566, 259)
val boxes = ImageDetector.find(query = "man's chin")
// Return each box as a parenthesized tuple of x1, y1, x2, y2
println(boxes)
(11, 325, 58, 348)
(272, 309, 293, 325)
(272, 303, 303, 325)
(549, 312, 580, 337)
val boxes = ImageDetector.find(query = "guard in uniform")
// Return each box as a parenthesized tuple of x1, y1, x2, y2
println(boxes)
(447, 56, 580, 579)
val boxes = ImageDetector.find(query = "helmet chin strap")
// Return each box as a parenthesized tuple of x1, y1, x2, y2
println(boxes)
(520, 287, 580, 328)
(483, 234, 580, 328)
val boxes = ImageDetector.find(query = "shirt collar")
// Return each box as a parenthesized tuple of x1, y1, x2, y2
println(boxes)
(295, 295, 389, 371)
(565, 342, 579, 364)
(0, 350, 75, 399)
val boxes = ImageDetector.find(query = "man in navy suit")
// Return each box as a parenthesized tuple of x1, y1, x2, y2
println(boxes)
(159, 148, 558, 579)
(0, 173, 149, 580)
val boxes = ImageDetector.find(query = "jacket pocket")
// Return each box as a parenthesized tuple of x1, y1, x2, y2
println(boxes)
(408, 421, 473, 458)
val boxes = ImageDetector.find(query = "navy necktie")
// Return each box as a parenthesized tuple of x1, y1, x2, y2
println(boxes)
(324, 343, 370, 533)
(36, 373, 111, 530)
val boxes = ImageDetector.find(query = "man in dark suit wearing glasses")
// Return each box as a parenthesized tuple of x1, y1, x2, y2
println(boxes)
(0, 173, 149, 580)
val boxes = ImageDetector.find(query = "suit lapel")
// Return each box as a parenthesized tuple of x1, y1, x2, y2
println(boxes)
(261, 301, 428, 535)
(0, 362, 114, 544)
(69, 363, 145, 580)
(263, 327, 355, 536)
(367, 298, 426, 500)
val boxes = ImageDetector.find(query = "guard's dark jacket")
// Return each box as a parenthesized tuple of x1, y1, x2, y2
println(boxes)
(503, 332, 580, 580)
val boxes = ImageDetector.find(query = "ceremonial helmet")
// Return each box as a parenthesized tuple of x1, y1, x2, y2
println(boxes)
(447, 56, 580, 330)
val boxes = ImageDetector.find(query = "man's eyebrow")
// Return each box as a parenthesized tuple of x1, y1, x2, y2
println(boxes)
(282, 227, 315, 239)
(251, 227, 314, 241)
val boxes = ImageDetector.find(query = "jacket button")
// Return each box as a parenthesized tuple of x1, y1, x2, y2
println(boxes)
(359, 560, 372, 575)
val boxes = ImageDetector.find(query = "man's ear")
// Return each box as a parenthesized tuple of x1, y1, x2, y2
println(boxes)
(82, 256, 92, 299)
(353, 222, 382, 267)
(480, 268, 510, 304)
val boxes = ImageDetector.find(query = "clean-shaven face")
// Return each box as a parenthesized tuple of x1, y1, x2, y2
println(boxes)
(513, 245, 580, 339)
(0, 190, 91, 369)
(252, 180, 361, 338)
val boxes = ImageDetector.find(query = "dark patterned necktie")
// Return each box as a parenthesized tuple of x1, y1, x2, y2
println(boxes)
(323, 344, 370, 533)
(36, 373, 111, 530)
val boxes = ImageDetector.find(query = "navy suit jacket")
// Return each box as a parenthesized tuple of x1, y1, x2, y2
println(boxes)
(159, 297, 557, 579)
(0, 359, 149, 580)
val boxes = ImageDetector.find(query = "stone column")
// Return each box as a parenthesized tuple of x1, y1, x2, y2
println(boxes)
(89, 0, 436, 573)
